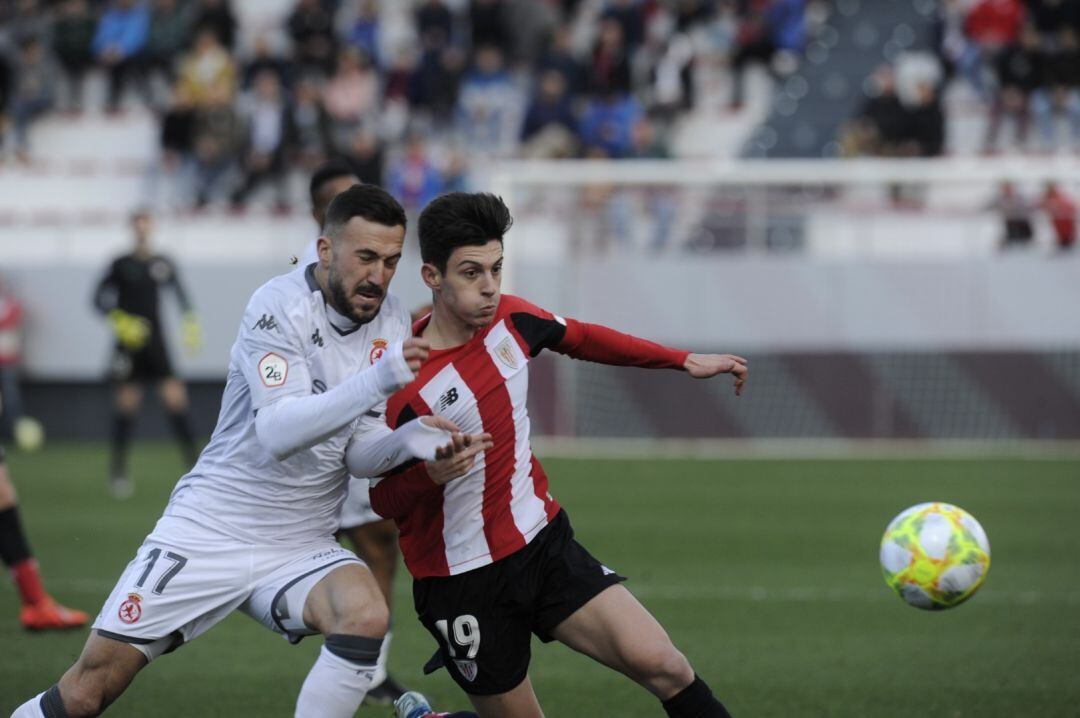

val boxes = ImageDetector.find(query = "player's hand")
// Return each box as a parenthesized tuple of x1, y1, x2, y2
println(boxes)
(426, 431, 494, 486)
(182, 311, 203, 355)
(402, 337, 430, 377)
(108, 309, 151, 351)
(684, 353, 748, 395)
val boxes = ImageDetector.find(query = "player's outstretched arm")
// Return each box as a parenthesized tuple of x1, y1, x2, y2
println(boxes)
(368, 431, 493, 520)
(254, 338, 428, 460)
(683, 353, 748, 395)
(345, 415, 469, 477)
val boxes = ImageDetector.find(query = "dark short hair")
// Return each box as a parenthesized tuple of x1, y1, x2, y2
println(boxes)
(418, 193, 513, 271)
(309, 158, 358, 207)
(324, 184, 406, 237)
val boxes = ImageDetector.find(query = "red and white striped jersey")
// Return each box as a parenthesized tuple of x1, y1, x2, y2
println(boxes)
(371, 294, 689, 579)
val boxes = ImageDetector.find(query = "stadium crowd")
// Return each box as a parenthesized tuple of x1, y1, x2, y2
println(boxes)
(848, 0, 1080, 158)
(0, 0, 813, 210)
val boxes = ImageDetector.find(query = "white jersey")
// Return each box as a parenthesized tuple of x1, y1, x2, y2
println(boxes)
(164, 263, 411, 545)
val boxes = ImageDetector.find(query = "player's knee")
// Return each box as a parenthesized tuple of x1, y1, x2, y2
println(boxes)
(630, 644, 694, 695)
(330, 595, 389, 638)
(57, 678, 108, 717)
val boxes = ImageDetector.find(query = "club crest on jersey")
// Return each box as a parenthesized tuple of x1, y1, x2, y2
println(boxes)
(453, 659, 479, 682)
(119, 593, 143, 624)
(259, 352, 288, 387)
(493, 337, 518, 370)
(370, 338, 388, 364)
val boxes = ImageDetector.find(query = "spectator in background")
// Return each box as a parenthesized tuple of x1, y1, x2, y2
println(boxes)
(905, 80, 945, 157)
(767, 0, 807, 56)
(537, 23, 585, 97)
(342, 0, 382, 65)
(193, 0, 237, 51)
(729, 0, 775, 109)
(144, 0, 196, 105)
(456, 44, 523, 157)
(1042, 182, 1077, 251)
(93, 0, 152, 113)
(288, 0, 337, 77)
(844, 65, 907, 156)
(646, 30, 696, 119)
(417, 0, 455, 50)
(156, 84, 196, 207)
(520, 68, 578, 148)
(4, 0, 51, 49)
(963, 0, 1026, 100)
(409, 41, 466, 126)
(589, 18, 632, 96)
(579, 88, 644, 157)
(470, 0, 509, 56)
(177, 25, 236, 108)
(242, 33, 294, 91)
(386, 133, 443, 214)
(290, 74, 332, 168)
(994, 181, 1034, 249)
(1026, 0, 1075, 40)
(177, 27, 238, 207)
(9, 36, 57, 162)
(230, 69, 294, 212)
(984, 23, 1042, 153)
(52, 0, 97, 113)
(340, 127, 385, 186)
(602, 0, 645, 51)
(323, 47, 379, 146)
(1031, 28, 1080, 152)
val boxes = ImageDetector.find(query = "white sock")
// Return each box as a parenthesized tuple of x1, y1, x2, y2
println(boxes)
(371, 628, 392, 688)
(10, 692, 46, 718)
(294, 645, 377, 718)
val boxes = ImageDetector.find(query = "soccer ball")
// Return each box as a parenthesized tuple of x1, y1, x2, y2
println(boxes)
(879, 502, 990, 610)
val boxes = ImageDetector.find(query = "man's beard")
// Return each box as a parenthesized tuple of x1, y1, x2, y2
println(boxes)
(328, 266, 383, 325)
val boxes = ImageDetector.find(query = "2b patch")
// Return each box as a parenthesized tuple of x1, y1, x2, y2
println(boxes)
(258, 352, 288, 387)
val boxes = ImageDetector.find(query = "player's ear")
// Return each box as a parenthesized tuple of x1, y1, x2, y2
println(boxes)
(420, 263, 441, 291)
(316, 236, 332, 266)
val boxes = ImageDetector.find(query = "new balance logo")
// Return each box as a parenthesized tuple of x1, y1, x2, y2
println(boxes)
(311, 328, 323, 347)
(252, 314, 278, 332)
(438, 387, 459, 410)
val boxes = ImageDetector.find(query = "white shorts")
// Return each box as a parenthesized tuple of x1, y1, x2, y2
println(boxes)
(338, 477, 383, 529)
(92, 516, 363, 660)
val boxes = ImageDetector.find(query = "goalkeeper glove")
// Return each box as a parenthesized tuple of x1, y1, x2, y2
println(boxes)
(108, 309, 151, 351)
(182, 311, 203, 354)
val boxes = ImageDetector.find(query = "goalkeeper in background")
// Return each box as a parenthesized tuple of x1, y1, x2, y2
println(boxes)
(93, 211, 202, 498)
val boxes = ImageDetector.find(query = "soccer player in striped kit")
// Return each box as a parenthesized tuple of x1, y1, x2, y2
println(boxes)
(370, 193, 748, 718)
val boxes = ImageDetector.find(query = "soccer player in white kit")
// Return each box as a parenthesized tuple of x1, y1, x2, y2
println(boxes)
(10, 184, 490, 718)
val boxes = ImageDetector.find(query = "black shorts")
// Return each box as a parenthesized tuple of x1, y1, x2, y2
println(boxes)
(413, 510, 626, 695)
(109, 335, 173, 383)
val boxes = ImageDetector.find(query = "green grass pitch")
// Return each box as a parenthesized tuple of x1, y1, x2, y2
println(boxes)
(2, 442, 1078, 717)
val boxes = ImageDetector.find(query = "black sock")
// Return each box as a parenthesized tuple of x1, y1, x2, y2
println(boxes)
(662, 675, 733, 718)
(166, 411, 197, 466)
(40, 684, 70, 718)
(110, 413, 133, 478)
(0, 505, 32, 567)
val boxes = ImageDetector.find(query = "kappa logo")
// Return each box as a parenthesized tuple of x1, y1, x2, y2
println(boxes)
(252, 314, 278, 332)
(312, 379, 327, 394)
(311, 328, 324, 347)
(369, 338, 388, 364)
(118, 593, 143, 625)
(438, 387, 459, 410)
(493, 337, 518, 370)
(453, 659, 479, 682)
